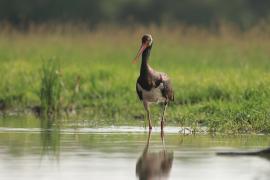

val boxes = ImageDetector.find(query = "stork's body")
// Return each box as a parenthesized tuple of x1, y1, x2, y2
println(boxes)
(133, 34, 174, 130)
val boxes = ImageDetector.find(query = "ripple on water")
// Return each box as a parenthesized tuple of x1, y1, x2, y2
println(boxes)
(0, 126, 206, 134)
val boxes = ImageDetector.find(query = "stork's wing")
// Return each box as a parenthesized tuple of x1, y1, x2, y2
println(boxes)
(152, 71, 174, 101)
(151, 71, 168, 86)
(161, 78, 174, 101)
(150, 70, 165, 87)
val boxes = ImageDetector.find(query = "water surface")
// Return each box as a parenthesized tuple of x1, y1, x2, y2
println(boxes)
(0, 121, 270, 180)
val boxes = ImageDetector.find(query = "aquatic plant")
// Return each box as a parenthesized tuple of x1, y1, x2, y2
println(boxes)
(40, 58, 62, 117)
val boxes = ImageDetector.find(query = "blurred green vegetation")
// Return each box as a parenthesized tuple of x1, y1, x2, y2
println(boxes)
(0, 0, 270, 29)
(1, 25, 270, 133)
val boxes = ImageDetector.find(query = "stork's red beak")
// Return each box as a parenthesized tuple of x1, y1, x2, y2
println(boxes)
(132, 43, 148, 64)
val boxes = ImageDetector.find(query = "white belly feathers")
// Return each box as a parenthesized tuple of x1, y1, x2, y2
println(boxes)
(137, 83, 166, 103)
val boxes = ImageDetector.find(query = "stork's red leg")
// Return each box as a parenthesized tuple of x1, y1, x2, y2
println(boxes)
(161, 102, 168, 131)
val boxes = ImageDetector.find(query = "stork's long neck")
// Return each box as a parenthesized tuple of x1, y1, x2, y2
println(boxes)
(140, 46, 152, 76)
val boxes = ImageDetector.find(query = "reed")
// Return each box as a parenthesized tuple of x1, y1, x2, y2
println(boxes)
(40, 59, 62, 117)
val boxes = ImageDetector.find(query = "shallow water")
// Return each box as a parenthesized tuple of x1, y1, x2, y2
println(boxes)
(0, 123, 270, 180)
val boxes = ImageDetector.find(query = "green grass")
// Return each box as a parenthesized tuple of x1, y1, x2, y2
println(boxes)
(40, 59, 62, 117)
(1, 25, 270, 133)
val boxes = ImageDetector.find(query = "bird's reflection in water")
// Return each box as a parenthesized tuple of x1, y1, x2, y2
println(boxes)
(136, 130, 174, 180)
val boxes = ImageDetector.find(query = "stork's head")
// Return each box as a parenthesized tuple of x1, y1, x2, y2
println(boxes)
(141, 34, 153, 47)
(132, 34, 153, 64)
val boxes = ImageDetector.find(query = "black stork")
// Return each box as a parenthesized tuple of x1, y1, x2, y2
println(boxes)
(132, 34, 174, 130)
